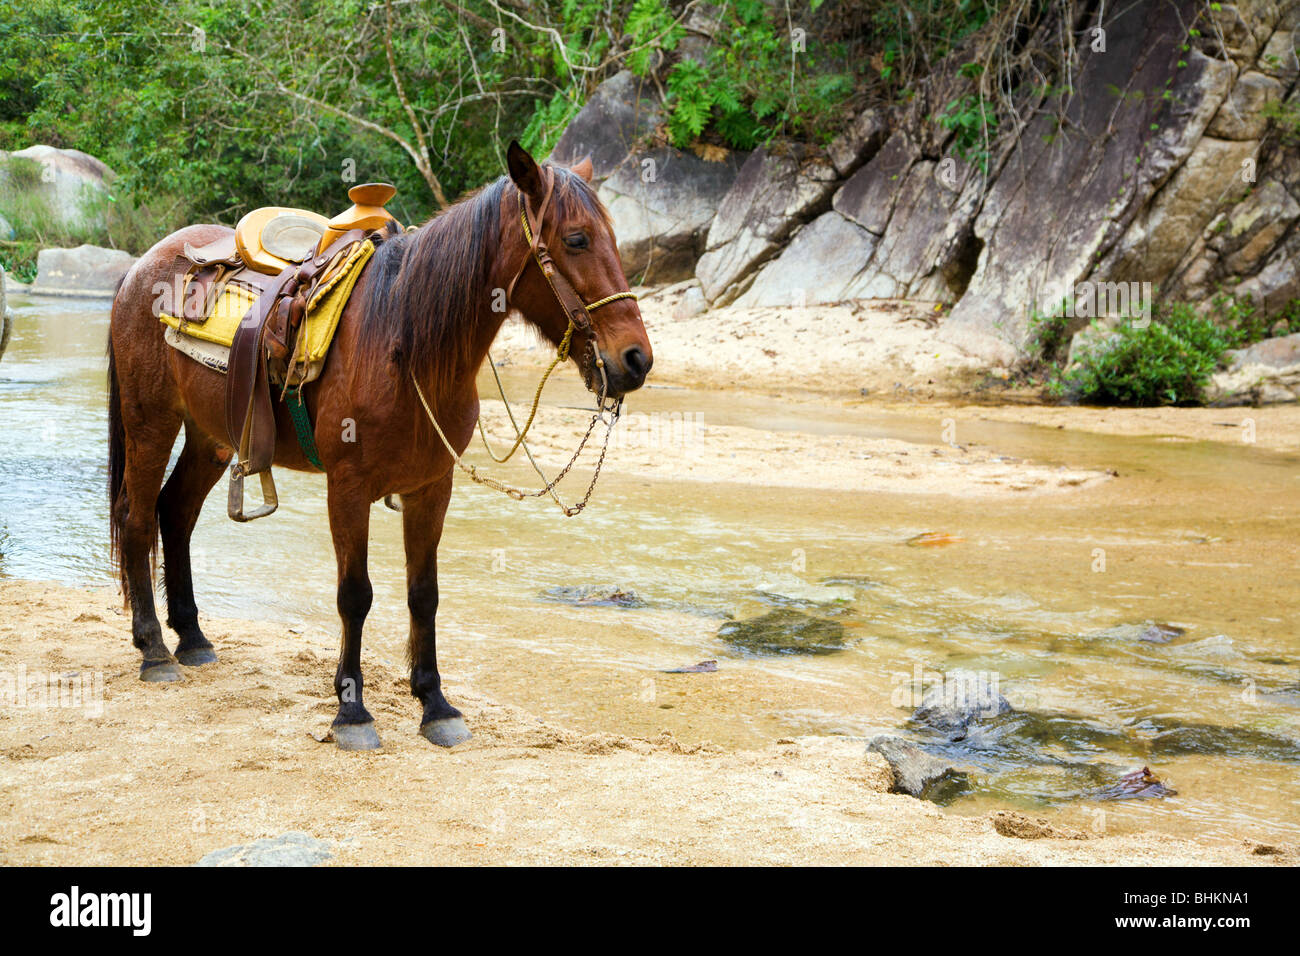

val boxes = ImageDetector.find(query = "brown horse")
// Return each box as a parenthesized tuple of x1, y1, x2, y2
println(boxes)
(107, 141, 653, 749)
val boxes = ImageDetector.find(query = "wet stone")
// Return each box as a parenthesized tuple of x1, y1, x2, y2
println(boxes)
(717, 608, 846, 656)
(195, 832, 332, 867)
(1139, 623, 1186, 643)
(1134, 716, 1300, 762)
(868, 735, 971, 804)
(540, 585, 647, 608)
(1090, 766, 1177, 801)
(908, 671, 1013, 737)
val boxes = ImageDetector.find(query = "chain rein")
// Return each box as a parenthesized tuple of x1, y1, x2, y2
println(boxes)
(411, 172, 636, 517)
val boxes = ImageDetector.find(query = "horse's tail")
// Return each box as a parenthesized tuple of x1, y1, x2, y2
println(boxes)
(107, 329, 128, 596)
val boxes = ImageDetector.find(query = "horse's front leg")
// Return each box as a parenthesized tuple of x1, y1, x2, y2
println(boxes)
(326, 472, 382, 750)
(403, 473, 471, 747)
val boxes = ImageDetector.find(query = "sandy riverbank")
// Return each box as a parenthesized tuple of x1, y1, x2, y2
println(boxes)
(490, 289, 1300, 455)
(0, 579, 1290, 866)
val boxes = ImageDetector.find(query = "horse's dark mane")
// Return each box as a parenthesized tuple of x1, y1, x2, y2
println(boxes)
(357, 165, 609, 398)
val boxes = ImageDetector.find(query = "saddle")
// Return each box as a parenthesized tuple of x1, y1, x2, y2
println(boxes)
(171, 183, 402, 522)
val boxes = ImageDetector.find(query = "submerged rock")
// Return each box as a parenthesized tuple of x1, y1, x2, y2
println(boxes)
(1086, 622, 1186, 643)
(661, 660, 718, 674)
(1139, 623, 1185, 643)
(196, 832, 332, 867)
(540, 585, 647, 609)
(1134, 716, 1300, 762)
(1090, 766, 1177, 801)
(868, 735, 970, 804)
(717, 609, 846, 656)
(909, 671, 1013, 737)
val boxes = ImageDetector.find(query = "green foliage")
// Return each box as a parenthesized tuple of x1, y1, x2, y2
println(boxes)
(1025, 305, 1072, 365)
(1051, 302, 1241, 406)
(936, 94, 998, 173)
(1205, 292, 1300, 343)
(0, 0, 1040, 246)
(1262, 97, 1300, 144)
(520, 90, 582, 157)
(659, 0, 857, 151)
(623, 0, 681, 76)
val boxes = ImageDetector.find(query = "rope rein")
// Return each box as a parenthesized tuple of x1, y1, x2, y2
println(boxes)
(410, 173, 636, 517)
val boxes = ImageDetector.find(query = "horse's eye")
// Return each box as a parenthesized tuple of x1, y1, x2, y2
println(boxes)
(563, 232, 589, 250)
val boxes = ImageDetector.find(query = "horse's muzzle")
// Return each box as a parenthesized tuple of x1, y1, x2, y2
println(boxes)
(594, 345, 652, 397)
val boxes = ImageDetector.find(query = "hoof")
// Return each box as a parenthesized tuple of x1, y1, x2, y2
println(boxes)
(176, 646, 218, 666)
(140, 660, 184, 683)
(419, 716, 472, 748)
(333, 722, 382, 751)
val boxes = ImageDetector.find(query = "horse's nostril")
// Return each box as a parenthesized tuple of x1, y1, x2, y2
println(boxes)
(622, 346, 651, 380)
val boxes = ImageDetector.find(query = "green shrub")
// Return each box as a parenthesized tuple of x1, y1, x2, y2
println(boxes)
(1052, 302, 1240, 406)
(1207, 291, 1300, 344)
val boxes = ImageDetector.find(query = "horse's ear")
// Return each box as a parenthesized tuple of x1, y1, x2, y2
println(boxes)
(571, 156, 594, 182)
(506, 140, 544, 200)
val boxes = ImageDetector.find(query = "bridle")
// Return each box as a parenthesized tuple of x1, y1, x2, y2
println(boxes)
(409, 164, 637, 516)
(506, 164, 637, 397)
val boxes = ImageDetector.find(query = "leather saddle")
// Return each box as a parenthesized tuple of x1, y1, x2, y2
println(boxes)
(175, 183, 402, 521)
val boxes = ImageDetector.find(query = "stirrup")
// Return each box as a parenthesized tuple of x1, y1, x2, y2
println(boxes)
(227, 461, 279, 521)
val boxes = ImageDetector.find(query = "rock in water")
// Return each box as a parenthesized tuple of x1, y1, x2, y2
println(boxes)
(868, 735, 970, 803)
(540, 585, 646, 608)
(1139, 623, 1185, 643)
(195, 832, 332, 867)
(910, 670, 1013, 737)
(661, 660, 718, 674)
(1091, 766, 1177, 801)
(718, 609, 846, 656)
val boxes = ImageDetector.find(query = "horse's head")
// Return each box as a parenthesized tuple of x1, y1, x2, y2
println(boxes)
(503, 141, 653, 399)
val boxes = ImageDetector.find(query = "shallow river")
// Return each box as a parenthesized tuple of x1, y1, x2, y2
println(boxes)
(2, 295, 1298, 847)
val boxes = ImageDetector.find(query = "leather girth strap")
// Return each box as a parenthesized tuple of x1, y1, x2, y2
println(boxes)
(224, 227, 368, 521)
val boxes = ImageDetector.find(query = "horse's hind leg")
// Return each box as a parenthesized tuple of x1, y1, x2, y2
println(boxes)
(326, 471, 382, 750)
(159, 423, 228, 666)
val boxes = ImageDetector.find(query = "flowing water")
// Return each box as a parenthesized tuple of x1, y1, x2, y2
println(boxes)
(2, 295, 1298, 846)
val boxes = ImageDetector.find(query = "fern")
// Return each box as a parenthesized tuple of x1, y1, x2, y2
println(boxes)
(624, 0, 681, 76)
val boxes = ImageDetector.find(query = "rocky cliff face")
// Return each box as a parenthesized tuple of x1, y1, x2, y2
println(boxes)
(553, 0, 1300, 367)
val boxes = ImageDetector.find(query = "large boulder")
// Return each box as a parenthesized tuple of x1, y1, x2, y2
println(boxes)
(840, 157, 985, 302)
(30, 245, 135, 297)
(733, 211, 878, 308)
(1206, 331, 1300, 404)
(694, 146, 838, 304)
(0, 144, 115, 231)
(867, 735, 970, 802)
(832, 130, 919, 236)
(1102, 133, 1257, 286)
(940, 5, 1238, 364)
(1207, 70, 1284, 139)
(1255, 24, 1299, 82)
(827, 108, 889, 178)
(1230, 225, 1300, 312)
(1215, 178, 1300, 274)
(548, 71, 663, 182)
(597, 146, 746, 283)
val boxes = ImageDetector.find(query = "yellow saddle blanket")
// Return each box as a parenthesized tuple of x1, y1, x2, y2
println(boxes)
(159, 239, 375, 385)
